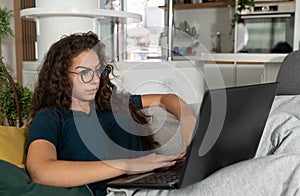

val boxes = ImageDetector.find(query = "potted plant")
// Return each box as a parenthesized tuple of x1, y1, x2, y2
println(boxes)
(230, 0, 254, 35)
(0, 5, 32, 127)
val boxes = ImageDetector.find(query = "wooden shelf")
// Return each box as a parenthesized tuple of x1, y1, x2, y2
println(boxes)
(254, 1, 295, 5)
(160, 1, 294, 10)
(160, 1, 235, 10)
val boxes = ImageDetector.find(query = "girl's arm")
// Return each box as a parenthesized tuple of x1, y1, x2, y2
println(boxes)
(26, 139, 178, 187)
(141, 94, 196, 147)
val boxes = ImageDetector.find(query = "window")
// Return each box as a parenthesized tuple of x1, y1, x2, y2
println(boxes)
(126, 0, 165, 60)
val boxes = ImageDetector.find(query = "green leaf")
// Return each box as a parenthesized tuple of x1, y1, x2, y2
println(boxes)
(0, 6, 14, 42)
(0, 82, 32, 125)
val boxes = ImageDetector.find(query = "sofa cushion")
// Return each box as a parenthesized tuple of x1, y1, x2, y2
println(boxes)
(0, 125, 29, 165)
(0, 160, 92, 195)
(143, 103, 200, 155)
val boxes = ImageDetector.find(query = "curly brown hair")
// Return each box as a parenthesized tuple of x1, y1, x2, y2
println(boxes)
(29, 31, 157, 150)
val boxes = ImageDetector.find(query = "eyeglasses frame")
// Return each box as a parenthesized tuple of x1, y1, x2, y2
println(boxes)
(68, 64, 109, 83)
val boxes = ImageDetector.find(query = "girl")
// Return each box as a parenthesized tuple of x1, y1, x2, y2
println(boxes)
(26, 31, 196, 195)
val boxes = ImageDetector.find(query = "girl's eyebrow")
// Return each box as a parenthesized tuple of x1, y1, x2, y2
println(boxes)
(95, 63, 101, 68)
(75, 66, 90, 70)
(75, 63, 101, 70)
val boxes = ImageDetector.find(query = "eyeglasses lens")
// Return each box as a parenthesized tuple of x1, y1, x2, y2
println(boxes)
(80, 66, 108, 83)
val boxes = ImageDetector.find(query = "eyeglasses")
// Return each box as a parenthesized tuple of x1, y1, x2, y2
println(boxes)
(68, 64, 109, 83)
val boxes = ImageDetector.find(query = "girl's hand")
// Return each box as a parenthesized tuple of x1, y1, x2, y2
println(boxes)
(180, 146, 188, 158)
(123, 153, 179, 175)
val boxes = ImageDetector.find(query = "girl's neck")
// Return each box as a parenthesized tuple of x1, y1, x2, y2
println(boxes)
(70, 100, 91, 114)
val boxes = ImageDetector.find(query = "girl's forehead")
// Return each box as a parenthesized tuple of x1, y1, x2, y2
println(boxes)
(72, 50, 99, 69)
(82, 50, 98, 62)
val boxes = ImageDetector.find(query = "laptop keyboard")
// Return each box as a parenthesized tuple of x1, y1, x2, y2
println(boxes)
(132, 160, 185, 184)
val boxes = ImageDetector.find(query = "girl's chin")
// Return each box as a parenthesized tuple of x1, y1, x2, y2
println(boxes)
(80, 96, 96, 102)
(86, 91, 97, 97)
(72, 96, 95, 103)
(87, 96, 96, 101)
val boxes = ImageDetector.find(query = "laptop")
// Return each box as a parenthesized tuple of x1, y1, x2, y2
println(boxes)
(108, 82, 279, 189)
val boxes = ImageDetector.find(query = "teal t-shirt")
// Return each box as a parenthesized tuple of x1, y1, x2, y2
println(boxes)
(26, 95, 148, 196)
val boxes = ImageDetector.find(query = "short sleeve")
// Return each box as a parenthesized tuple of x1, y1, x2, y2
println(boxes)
(129, 94, 142, 108)
(26, 110, 62, 152)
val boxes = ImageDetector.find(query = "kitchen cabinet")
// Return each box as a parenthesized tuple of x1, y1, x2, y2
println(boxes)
(202, 62, 264, 88)
(199, 53, 286, 87)
(236, 63, 264, 86)
(202, 63, 235, 88)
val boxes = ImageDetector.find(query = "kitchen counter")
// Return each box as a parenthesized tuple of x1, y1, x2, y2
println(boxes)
(172, 53, 287, 84)
(201, 53, 287, 63)
(174, 53, 288, 63)
(198, 53, 285, 84)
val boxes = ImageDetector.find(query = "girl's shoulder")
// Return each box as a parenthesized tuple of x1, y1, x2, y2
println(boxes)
(35, 108, 63, 116)
(34, 109, 72, 122)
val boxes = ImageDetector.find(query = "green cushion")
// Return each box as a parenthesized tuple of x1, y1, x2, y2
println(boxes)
(0, 160, 92, 196)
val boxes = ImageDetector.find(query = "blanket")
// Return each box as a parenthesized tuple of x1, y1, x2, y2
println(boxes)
(256, 95, 300, 157)
(107, 95, 300, 196)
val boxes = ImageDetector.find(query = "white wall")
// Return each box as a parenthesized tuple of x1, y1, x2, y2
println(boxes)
(114, 61, 205, 104)
(114, 60, 270, 105)
(1, 0, 16, 78)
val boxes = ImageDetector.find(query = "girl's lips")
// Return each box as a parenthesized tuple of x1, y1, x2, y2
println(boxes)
(87, 89, 98, 93)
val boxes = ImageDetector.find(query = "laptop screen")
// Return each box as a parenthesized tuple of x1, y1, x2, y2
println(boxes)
(181, 82, 278, 187)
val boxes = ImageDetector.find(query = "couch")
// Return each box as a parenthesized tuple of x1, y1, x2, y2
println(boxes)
(0, 125, 91, 195)
(0, 104, 199, 195)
